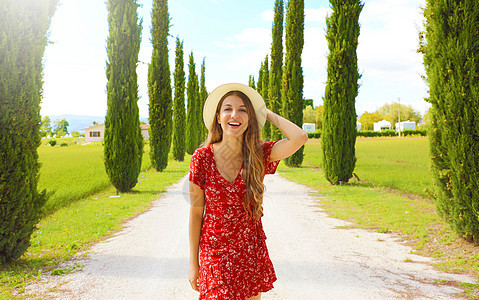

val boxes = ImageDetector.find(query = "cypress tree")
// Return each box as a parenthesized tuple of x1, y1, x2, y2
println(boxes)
(421, 0, 479, 242)
(199, 58, 208, 142)
(104, 0, 143, 191)
(186, 52, 198, 155)
(322, 0, 363, 185)
(261, 56, 271, 141)
(172, 37, 186, 161)
(0, 0, 58, 263)
(194, 72, 202, 146)
(282, 0, 305, 167)
(148, 0, 172, 171)
(248, 75, 256, 89)
(257, 61, 264, 96)
(269, 0, 284, 141)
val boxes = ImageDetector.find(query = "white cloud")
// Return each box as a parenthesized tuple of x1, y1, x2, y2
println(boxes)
(211, 27, 271, 73)
(305, 7, 330, 23)
(261, 10, 274, 22)
(354, 0, 428, 114)
(234, 27, 271, 44)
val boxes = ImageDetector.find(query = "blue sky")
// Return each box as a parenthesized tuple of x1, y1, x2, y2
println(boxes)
(42, 0, 429, 119)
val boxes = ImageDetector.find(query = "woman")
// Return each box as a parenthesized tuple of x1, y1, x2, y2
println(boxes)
(189, 83, 308, 299)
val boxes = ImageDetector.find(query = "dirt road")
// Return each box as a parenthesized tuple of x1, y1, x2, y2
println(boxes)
(29, 174, 475, 299)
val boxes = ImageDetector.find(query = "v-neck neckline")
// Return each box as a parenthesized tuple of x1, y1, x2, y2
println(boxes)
(210, 144, 244, 185)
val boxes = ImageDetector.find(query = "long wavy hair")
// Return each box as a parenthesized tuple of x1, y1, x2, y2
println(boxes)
(202, 91, 265, 220)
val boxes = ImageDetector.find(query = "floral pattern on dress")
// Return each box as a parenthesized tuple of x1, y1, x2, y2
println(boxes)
(189, 140, 280, 300)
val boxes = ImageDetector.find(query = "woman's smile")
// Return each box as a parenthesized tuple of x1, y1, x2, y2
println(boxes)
(228, 121, 241, 129)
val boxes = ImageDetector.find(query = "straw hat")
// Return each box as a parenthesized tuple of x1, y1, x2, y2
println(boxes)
(203, 83, 267, 131)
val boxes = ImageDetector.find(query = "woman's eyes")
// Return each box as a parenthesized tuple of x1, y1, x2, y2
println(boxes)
(223, 108, 247, 113)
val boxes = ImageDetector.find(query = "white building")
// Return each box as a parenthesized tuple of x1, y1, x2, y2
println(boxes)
(302, 123, 316, 133)
(395, 120, 416, 131)
(83, 123, 105, 143)
(373, 120, 391, 132)
(83, 123, 150, 143)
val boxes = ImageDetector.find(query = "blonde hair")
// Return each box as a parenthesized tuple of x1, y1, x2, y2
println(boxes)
(202, 91, 265, 220)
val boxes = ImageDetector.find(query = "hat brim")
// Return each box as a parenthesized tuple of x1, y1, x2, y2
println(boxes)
(203, 83, 267, 131)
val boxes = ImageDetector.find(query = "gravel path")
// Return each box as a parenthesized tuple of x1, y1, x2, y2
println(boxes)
(29, 174, 475, 299)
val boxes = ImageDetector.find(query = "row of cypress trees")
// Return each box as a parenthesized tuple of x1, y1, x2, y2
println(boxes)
(253, 0, 304, 167)
(106, 0, 207, 188)
(149, 1, 206, 165)
(1, 0, 206, 262)
(174, 43, 207, 159)
(258, 0, 361, 177)
(0, 0, 58, 263)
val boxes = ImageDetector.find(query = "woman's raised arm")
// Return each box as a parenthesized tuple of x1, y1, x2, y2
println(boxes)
(267, 109, 308, 162)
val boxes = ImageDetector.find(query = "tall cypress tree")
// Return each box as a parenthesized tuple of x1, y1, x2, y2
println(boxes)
(282, 0, 305, 167)
(186, 52, 198, 155)
(0, 0, 58, 263)
(269, 0, 284, 141)
(194, 71, 202, 146)
(104, 0, 143, 191)
(199, 58, 208, 142)
(261, 56, 271, 141)
(148, 0, 172, 171)
(322, 0, 362, 185)
(421, 0, 479, 242)
(172, 37, 186, 161)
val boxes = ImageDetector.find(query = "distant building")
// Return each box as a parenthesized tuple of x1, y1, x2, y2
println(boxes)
(302, 123, 316, 133)
(140, 124, 150, 140)
(373, 120, 391, 132)
(83, 123, 149, 143)
(83, 123, 105, 143)
(356, 121, 361, 131)
(395, 120, 416, 131)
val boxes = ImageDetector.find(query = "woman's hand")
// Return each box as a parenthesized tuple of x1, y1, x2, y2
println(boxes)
(189, 263, 200, 292)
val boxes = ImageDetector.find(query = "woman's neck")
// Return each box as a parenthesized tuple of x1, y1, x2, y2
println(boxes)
(215, 135, 243, 160)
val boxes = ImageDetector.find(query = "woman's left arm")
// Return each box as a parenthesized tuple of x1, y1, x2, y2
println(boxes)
(267, 109, 308, 162)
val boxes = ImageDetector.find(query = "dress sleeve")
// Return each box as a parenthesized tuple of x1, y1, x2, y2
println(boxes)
(263, 140, 281, 175)
(189, 148, 206, 190)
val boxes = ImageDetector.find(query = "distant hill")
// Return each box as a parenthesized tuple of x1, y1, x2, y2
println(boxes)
(45, 114, 149, 133)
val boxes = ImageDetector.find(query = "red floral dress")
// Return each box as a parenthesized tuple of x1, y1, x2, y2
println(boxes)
(189, 141, 280, 300)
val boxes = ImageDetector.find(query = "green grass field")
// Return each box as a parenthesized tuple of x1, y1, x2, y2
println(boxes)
(38, 140, 152, 213)
(303, 138, 433, 197)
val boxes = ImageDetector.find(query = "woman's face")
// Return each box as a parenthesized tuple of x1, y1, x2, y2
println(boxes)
(217, 94, 249, 137)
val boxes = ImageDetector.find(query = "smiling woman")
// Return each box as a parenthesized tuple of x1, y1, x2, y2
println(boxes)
(188, 83, 307, 299)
